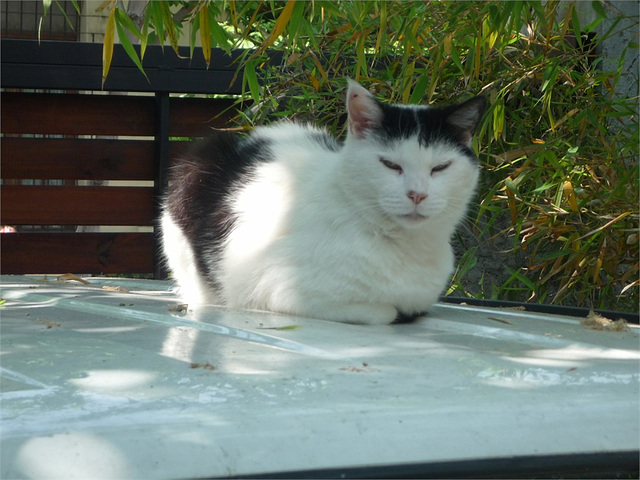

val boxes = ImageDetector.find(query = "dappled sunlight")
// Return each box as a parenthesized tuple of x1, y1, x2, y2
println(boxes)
(517, 344, 640, 363)
(477, 366, 639, 390)
(161, 326, 200, 363)
(15, 432, 131, 479)
(69, 369, 158, 393)
(72, 326, 145, 334)
(475, 344, 640, 390)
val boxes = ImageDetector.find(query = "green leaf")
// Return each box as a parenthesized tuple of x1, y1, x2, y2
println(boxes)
(244, 59, 261, 104)
(571, 6, 583, 48)
(114, 6, 145, 42)
(148, 1, 165, 51)
(409, 74, 430, 104)
(591, 1, 607, 19)
(53, 0, 77, 32)
(114, 9, 149, 82)
(505, 267, 537, 292)
(209, 7, 232, 54)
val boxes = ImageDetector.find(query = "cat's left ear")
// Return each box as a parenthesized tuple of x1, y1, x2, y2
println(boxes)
(445, 96, 488, 147)
(346, 79, 383, 139)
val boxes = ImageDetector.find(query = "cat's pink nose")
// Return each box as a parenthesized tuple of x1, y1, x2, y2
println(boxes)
(407, 191, 427, 205)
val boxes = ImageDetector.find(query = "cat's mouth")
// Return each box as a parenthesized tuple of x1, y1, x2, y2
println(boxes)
(398, 212, 428, 223)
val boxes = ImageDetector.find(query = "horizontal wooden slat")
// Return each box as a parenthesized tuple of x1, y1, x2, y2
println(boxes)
(1, 92, 155, 136)
(1, 232, 154, 274)
(1, 137, 156, 180)
(1, 186, 154, 225)
(1, 92, 241, 138)
(169, 97, 240, 137)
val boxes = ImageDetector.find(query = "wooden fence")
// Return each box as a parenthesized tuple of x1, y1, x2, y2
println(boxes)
(1, 39, 256, 278)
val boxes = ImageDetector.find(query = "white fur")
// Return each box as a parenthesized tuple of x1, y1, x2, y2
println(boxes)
(160, 212, 216, 306)
(162, 88, 480, 325)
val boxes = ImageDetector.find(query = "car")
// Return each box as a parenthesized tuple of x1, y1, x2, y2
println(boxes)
(1, 275, 638, 479)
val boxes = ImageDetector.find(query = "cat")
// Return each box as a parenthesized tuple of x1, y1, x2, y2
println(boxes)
(160, 80, 487, 325)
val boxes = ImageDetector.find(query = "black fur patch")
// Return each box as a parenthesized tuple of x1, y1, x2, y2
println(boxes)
(373, 98, 486, 159)
(165, 131, 272, 287)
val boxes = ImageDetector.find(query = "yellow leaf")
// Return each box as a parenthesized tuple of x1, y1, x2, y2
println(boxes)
(102, 4, 116, 88)
(200, 5, 211, 68)
(443, 33, 452, 55)
(309, 74, 319, 90)
(160, 1, 180, 55)
(95, 0, 115, 14)
(505, 188, 518, 225)
(563, 180, 579, 212)
(262, 1, 296, 51)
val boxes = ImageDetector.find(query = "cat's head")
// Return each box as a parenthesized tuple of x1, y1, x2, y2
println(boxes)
(341, 80, 487, 230)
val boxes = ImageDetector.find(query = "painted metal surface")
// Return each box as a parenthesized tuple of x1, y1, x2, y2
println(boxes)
(1, 276, 638, 479)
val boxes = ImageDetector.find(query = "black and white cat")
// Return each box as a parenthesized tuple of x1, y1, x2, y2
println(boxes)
(160, 80, 486, 325)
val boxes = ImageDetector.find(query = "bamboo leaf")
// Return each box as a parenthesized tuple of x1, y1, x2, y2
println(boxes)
(115, 9, 149, 82)
(244, 59, 261, 104)
(443, 33, 453, 55)
(374, 1, 387, 55)
(139, 3, 150, 59)
(200, 4, 211, 68)
(114, 6, 145, 42)
(95, 0, 114, 14)
(190, 11, 199, 60)
(53, 0, 76, 31)
(286, 1, 306, 44)
(262, 1, 297, 51)
(102, 4, 116, 88)
(409, 75, 430, 104)
(159, 1, 180, 55)
(209, 7, 231, 54)
(563, 180, 579, 212)
(148, 1, 165, 51)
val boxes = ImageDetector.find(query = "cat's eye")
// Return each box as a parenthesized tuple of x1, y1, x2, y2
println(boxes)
(431, 161, 452, 175)
(380, 157, 403, 174)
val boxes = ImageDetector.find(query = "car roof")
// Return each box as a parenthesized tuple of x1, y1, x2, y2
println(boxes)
(2, 276, 639, 479)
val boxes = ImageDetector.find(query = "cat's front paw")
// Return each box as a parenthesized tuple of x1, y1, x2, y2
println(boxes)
(393, 310, 428, 324)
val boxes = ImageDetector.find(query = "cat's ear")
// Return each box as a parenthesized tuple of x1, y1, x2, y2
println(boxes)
(346, 79, 383, 139)
(445, 96, 487, 146)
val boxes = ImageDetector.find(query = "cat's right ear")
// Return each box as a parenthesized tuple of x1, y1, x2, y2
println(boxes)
(346, 79, 383, 139)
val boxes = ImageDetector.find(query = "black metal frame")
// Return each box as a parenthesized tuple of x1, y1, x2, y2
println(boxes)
(0, 38, 249, 93)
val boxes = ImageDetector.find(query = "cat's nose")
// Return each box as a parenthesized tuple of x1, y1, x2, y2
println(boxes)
(407, 191, 427, 205)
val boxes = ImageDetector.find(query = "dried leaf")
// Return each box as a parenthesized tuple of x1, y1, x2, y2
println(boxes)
(580, 311, 629, 332)
(37, 318, 61, 329)
(102, 285, 129, 293)
(57, 273, 91, 285)
(199, 4, 211, 68)
(168, 303, 188, 313)
(190, 362, 216, 370)
(159, 1, 180, 56)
